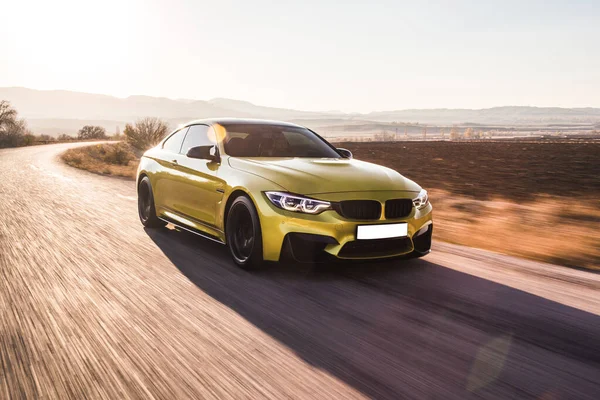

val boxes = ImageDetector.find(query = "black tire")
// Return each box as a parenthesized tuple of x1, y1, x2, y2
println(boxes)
(225, 195, 264, 269)
(137, 176, 167, 229)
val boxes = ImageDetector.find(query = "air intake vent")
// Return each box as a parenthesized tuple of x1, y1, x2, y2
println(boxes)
(385, 199, 413, 219)
(336, 200, 381, 220)
(339, 237, 413, 258)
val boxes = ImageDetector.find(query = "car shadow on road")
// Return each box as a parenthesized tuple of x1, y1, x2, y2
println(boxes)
(145, 227, 600, 399)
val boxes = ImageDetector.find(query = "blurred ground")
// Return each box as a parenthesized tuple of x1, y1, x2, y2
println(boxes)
(344, 140, 600, 269)
(1, 143, 600, 399)
(429, 189, 599, 269)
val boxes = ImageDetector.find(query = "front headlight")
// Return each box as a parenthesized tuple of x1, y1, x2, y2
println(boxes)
(413, 189, 429, 210)
(265, 191, 331, 214)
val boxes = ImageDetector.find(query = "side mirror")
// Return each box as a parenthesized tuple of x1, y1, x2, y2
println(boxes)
(187, 145, 220, 162)
(337, 148, 353, 159)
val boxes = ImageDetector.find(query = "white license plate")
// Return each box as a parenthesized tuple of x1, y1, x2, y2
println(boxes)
(356, 223, 408, 240)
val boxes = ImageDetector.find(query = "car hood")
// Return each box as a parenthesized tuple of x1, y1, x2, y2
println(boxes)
(227, 157, 421, 195)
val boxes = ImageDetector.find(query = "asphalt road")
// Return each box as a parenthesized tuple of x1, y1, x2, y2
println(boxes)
(1, 142, 600, 399)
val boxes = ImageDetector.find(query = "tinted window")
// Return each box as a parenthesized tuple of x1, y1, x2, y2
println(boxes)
(163, 127, 188, 153)
(180, 125, 212, 155)
(222, 124, 340, 158)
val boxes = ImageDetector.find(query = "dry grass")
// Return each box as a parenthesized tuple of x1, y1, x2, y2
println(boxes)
(61, 142, 138, 179)
(431, 189, 600, 269)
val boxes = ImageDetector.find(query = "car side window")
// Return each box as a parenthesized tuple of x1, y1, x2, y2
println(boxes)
(283, 130, 314, 147)
(163, 127, 189, 153)
(180, 124, 212, 155)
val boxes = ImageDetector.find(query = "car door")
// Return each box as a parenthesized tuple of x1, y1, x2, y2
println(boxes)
(153, 126, 189, 214)
(174, 124, 226, 228)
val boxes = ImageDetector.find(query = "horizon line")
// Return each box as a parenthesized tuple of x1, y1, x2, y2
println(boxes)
(2, 86, 600, 114)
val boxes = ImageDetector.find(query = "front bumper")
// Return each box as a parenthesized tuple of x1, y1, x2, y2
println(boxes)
(254, 190, 433, 262)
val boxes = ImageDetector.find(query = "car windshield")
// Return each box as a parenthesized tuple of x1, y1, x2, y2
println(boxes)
(221, 123, 341, 158)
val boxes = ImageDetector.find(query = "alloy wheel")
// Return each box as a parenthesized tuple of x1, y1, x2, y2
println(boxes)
(229, 203, 255, 262)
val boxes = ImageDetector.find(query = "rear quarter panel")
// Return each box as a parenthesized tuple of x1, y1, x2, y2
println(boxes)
(137, 148, 174, 213)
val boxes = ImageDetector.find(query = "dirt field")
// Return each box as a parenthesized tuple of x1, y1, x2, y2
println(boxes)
(343, 140, 600, 269)
(342, 140, 600, 201)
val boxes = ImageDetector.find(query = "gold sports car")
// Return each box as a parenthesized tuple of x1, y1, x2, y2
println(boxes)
(137, 119, 433, 269)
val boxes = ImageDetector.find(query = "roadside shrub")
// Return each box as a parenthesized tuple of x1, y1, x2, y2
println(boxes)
(81, 143, 136, 165)
(22, 134, 36, 146)
(61, 142, 139, 179)
(105, 142, 136, 165)
(124, 117, 169, 151)
(78, 125, 107, 140)
(67, 153, 83, 165)
(38, 134, 54, 142)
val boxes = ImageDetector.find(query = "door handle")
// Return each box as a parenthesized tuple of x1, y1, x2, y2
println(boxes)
(171, 159, 178, 165)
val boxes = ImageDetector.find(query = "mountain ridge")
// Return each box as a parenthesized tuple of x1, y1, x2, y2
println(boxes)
(2, 87, 600, 136)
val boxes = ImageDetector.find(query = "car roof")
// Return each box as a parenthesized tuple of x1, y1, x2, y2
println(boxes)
(183, 118, 305, 129)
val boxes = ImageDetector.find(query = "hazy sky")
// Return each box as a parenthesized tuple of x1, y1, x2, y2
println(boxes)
(2, 0, 599, 112)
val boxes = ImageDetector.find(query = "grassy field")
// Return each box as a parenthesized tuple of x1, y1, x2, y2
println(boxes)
(62, 140, 600, 269)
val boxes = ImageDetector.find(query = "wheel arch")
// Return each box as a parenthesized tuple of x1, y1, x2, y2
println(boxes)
(137, 172, 148, 193)
(223, 189, 254, 232)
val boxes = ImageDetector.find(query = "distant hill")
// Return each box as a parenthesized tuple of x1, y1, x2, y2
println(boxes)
(0, 87, 237, 120)
(207, 98, 333, 120)
(2, 87, 599, 136)
(366, 106, 600, 125)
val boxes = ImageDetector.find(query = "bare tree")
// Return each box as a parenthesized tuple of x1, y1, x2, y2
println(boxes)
(78, 125, 107, 140)
(124, 117, 169, 151)
(450, 127, 461, 141)
(0, 100, 28, 148)
(0, 100, 17, 128)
